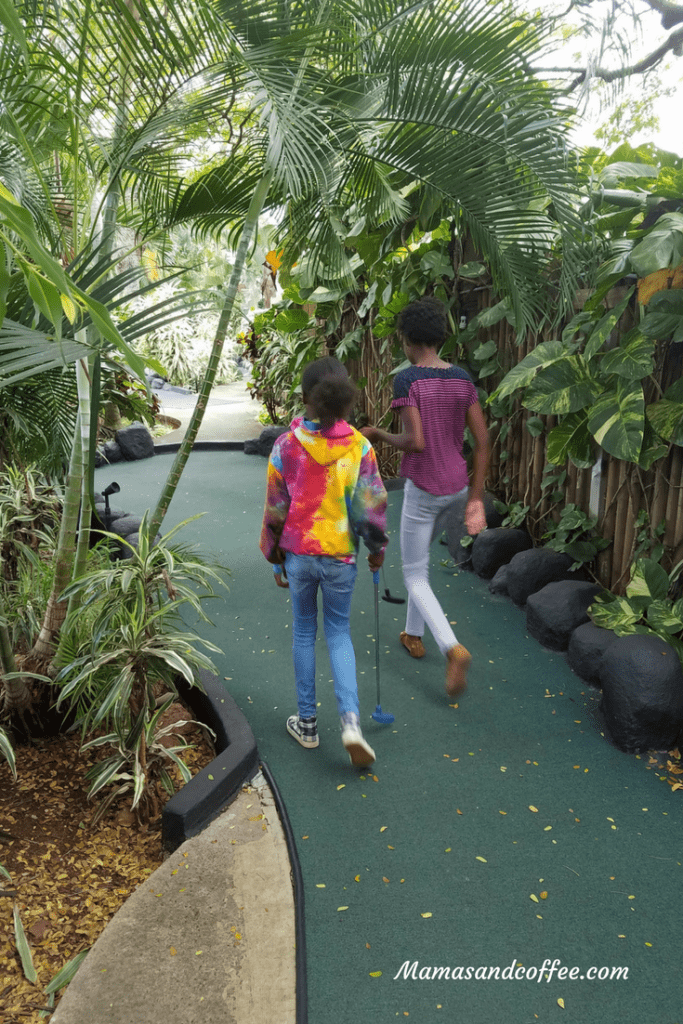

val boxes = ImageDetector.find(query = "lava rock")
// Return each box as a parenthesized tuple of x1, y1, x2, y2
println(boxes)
(505, 548, 576, 606)
(526, 581, 603, 651)
(471, 528, 533, 579)
(92, 503, 126, 525)
(244, 425, 288, 457)
(101, 440, 123, 464)
(489, 564, 510, 596)
(116, 422, 155, 461)
(599, 633, 683, 753)
(110, 515, 143, 538)
(567, 621, 619, 686)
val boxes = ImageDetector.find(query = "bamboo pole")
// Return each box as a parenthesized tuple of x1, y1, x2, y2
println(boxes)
(566, 461, 577, 507)
(611, 462, 631, 591)
(665, 448, 683, 551)
(597, 456, 618, 587)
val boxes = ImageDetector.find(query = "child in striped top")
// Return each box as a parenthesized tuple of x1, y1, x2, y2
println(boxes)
(361, 296, 489, 698)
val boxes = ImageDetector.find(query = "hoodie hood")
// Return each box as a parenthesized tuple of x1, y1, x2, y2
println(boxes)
(291, 416, 361, 466)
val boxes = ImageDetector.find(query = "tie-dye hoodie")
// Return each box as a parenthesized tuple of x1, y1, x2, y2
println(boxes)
(260, 417, 388, 564)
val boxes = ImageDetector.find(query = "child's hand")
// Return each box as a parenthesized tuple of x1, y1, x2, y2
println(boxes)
(367, 550, 385, 571)
(361, 426, 380, 444)
(274, 573, 289, 589)
(465, 498, 486, 535)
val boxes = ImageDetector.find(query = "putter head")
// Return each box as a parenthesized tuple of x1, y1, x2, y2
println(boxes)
(372, 705, 395, 724)
(382, 589, 406, 605)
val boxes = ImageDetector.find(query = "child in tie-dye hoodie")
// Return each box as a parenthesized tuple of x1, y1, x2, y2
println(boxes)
(260, 356, 388, 767)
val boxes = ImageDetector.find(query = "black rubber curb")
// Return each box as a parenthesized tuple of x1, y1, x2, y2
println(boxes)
(261, 760, 308, 1024)
(161, 668, 260, 853)
(154, 440, 246, 454)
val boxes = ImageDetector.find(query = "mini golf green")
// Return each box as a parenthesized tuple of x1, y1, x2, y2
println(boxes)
(96, 452, 683, 1024)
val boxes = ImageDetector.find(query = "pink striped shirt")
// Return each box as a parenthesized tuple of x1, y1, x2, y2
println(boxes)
(391, 365, 479, 495)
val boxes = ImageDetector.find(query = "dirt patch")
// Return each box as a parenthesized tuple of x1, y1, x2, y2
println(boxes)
(0, 709, 213, 1023)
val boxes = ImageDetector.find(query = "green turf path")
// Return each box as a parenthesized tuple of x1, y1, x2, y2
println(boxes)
(97, 453, 683, 1024)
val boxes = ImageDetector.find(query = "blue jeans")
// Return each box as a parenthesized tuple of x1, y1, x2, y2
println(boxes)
(284, 553, 359, 719)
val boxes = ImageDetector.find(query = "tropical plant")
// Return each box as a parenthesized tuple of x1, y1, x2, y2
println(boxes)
(541, 503, 611, 571)
(0, 862, 37, 984)
(243, 308, 321, 423)
(54, 515, 226, 821)
(0, 727, 16, 777)
(148, 0, 589, 534)
(487, 150, 683, 473)
(492, 499, 531, 530)
(589, 557, 683, 666)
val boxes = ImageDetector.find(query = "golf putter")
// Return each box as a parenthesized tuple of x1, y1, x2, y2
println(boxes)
(371, 570, 394, 724)
(381, 566, 405, 605)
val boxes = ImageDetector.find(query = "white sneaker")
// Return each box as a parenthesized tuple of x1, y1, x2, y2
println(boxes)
(341, 718, 375, 768)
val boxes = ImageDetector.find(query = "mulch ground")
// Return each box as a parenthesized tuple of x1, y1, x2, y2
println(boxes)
(0, 709, 213, 1023)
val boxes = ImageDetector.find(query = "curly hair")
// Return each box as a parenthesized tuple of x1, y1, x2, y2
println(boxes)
(301, 356, 358, 424)
(396, 296, 448, 348)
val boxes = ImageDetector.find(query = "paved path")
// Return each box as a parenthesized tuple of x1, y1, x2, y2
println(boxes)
(155, 379, 265, 444)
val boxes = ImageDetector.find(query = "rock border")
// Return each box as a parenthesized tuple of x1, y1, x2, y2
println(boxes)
(469, 527, 683, 754)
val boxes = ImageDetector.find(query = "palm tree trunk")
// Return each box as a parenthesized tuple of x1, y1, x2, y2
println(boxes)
(148, 169, 274, 539)
(69, 358, 94, 608)
(31, 409, 85, 666)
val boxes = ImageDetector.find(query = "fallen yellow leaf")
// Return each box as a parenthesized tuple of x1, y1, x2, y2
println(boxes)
(421, 912, 433, 918)
(540, 891, 548, 899)
(456, 808, 463, 815)
(316, 884, 326, 888)
(476, 856, 487, 863)
(529, 805, 538, 813)
(355, 875, 360, 882)
(530, 894, 539, 903)
(170, 947, 177, 956)
(337, 906, 349, 912)
(544, 826, 552, 831)
(337, 785, 346, 791)
(558, 997, 565, 1009)
(380, 826, 388, 832)
(382, 876, 390, 883)
(369, 971, 382, 977)
(388, 845, 395, 849)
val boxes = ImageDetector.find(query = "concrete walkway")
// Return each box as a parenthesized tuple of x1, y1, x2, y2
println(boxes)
(154, 379, 265, 444)
(51, 779, 296, 1024)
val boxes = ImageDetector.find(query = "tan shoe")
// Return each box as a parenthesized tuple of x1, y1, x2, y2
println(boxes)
(400, 631, 426, 658)
(445, 644, 471, 697)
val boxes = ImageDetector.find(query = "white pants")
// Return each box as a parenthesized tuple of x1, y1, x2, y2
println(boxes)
(400, 479, 468, 655)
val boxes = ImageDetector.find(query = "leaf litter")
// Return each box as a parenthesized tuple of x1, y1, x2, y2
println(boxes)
(0, 716, 213, 1022)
